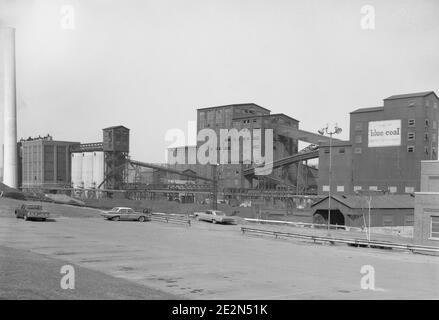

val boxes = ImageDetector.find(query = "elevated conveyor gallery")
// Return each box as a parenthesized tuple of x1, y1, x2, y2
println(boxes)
(243, 126, 340, 177)
(243, 149, 319, 176)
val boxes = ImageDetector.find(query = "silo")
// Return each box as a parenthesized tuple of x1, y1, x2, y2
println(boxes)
(92, 151, 104, 188)
(82, 152, 93, 188)
(71, 153, 83, 188)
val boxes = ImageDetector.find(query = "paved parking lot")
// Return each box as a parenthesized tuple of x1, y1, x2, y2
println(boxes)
(0, 202, 438, 299)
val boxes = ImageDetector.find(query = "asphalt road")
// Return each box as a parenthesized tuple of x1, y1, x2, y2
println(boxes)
(0, 199, 438, 299)
(0, 245, 178, 299)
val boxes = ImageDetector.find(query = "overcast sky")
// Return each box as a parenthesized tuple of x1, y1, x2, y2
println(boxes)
(1, 0, 439, 166)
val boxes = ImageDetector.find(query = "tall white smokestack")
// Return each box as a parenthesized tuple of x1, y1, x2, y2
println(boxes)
(2, 27, 18, 188)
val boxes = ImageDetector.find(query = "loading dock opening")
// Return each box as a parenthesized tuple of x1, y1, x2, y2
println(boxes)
(313, 209, 345, 226)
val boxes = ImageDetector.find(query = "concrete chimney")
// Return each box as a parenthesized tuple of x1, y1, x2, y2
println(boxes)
(2, 27, 18, 188)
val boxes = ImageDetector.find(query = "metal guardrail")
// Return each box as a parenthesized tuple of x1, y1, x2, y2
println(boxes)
(244, 218, 364, 232)
(241, 227, 439, 254)
(151, 213, 191, 226)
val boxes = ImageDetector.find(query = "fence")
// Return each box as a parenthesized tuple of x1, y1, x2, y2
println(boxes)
(151, 213, 191, 226)
(244, 218, 364, 232)
(241, 227, 439, 254)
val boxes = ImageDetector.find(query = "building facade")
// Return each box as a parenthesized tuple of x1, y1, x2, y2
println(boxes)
(197, 103, 273, 189)
(317, 141, 353, 194)
(168, 103, 302, 190)
(319, 91, 439, 195)
(350, 91, 439, 194)
(21, 138, 79, 190)
(414, 160, 439, 246)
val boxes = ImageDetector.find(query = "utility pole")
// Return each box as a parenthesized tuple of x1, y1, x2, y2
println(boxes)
(212, 164, 218, 210)
(318, 124, 342, 235)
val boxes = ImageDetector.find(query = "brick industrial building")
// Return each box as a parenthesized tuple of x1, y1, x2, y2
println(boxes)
(167, 91, 439, 198)
(19, 136, 79, 190)
(318, 91, 439, 195)
(414, 161, 439, 246)
(197, 103, 300, 189)
(167, 103, 317, 191)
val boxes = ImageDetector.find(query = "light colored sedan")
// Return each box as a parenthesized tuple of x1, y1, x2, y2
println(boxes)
(101, 207, 150, 222)
(196, 210, 236, 224)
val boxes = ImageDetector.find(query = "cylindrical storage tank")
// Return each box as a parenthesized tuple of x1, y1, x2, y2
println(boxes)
(82, 152, 93, 188)
(92, 151, 104, 189)
(71, 153, 83, 188)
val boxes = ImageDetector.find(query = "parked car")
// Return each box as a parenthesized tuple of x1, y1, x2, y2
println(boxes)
(15, 204, 50, 221)
(195, 210, 236, 224)
(101, 207, 150, 222)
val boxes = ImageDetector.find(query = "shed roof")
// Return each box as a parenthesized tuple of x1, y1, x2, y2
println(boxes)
(311, 194, 414, 209)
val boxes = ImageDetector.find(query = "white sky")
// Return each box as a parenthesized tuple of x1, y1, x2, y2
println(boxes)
(1, 0, 439, 166)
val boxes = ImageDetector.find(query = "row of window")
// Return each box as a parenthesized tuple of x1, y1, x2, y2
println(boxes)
(431, 216, 439, 240)
(240, 109, 256, 114)
(355, 131, 436, 144)
(322, 185, 415, 193)
(402, 145, 437, 154)
(355, 119, 438, 131)
(410, 100, 438, 108)
(241, 119, 259, 124)
(351, 142, 436, 154)
(323, 148, 345, 154)
(406, 132, 436, 141)
(199, 108, 258, 119)
(325, 146, 437, 154)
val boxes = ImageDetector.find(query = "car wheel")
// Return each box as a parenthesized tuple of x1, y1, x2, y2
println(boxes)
(24, 215, 29, 221)
(138, 216, 145, 222)
(112, 216, 120, 221)
(212, 219, 216, 224)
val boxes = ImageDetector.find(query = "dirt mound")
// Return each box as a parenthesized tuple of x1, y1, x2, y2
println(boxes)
(44, 194, 85, 206)
(0, 182, 16, 193)
(0, 182, 25, 200)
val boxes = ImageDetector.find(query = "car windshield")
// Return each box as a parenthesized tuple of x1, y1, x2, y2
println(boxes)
(26, 205, 42, 210)
(214, 211, 225, 216)
(110, 207, 119, 212)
